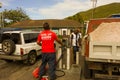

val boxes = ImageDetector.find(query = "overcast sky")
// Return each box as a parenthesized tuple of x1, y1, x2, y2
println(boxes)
(0, 0, 119, 20)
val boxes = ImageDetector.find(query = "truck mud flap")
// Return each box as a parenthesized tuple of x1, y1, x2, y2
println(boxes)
(95, 73, 120, 80)
(80, 55, 92, 79)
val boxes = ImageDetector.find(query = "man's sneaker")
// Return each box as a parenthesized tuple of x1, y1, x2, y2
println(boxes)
(38, 76, 42, 80)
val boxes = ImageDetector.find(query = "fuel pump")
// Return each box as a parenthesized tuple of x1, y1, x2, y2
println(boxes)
(57, 35, 72, 70)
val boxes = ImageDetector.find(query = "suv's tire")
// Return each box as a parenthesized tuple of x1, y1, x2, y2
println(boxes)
(2, 39, 16, 55)
(28, 51, 37, 65)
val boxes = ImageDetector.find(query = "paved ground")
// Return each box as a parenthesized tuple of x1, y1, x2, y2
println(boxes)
(57, 64, 81, 80)
(0, 59, 82, 80)
(0, 44, 83, 80)
(1, 59, 118, 80)
(0, 48, 117, 80)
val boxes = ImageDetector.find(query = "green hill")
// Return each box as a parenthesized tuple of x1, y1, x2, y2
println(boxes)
(65, 3, 120, 23)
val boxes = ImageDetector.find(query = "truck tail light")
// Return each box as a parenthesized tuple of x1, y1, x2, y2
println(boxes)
(20, 48, 24, 55)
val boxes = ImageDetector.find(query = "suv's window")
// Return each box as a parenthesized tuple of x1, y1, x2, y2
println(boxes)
(24, 33, 39, 43)
(11, 33, 21, 44)
(0, 33, 21, 44)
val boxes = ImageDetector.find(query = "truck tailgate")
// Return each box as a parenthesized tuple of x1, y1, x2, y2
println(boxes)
(89, 42, 120, 60)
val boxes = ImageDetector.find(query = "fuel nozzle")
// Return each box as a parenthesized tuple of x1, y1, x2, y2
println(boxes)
(61, 39, 67, 51)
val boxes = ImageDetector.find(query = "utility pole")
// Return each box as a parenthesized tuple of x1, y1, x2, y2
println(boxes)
(0, 2, 2, 42)
(91, 0, 97, 19)
(0, 2, 3, 28)
(0, 3, 2, 8)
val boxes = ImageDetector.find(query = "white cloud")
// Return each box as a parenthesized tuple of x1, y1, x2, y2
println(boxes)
(38, 0, 92, 19)
(0, 0, 14, 7)
(25, 8, 38, 14)
(0, 0, 120, 19)
(26, 0, 120, 19)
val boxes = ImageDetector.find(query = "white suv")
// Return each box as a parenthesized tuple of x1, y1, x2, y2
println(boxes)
(0, 30, 41, 65)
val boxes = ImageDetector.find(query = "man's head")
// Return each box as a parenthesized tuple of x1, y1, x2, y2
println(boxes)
(71, 29, 74, 33)
(74, 29, 78, 34)
(77, 29, 81, 33)
(43, 22, 50, 30)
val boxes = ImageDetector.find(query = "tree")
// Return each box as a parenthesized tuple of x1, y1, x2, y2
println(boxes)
(2, 7, 30, 27)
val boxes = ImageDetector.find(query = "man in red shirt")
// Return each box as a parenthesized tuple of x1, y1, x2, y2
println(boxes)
(37, 22, 63, 80)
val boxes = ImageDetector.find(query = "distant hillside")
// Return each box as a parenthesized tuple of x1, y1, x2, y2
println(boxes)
(65, 3, 120, 23)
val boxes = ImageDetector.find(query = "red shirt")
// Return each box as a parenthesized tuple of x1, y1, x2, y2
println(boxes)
(37, 30, 57, 53)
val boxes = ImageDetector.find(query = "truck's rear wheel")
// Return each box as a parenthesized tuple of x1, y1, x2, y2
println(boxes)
(28, 51, 37, 65)
(2, 39, 15, 55)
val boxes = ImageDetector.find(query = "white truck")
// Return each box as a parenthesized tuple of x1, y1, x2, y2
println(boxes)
(81, 18, 120, 79)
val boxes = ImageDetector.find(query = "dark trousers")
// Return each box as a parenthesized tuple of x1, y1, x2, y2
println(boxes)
(73, 46, 79, 62)
(39, 53, 56, 79)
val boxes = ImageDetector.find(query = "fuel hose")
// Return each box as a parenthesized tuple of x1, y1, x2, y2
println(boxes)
(55, 46, 66, 78)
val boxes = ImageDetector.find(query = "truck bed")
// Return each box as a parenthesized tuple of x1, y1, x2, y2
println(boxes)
(88, 22, 120, 63)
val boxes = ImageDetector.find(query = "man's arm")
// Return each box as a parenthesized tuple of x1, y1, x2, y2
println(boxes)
(78, 33, 82, 46)
(37, 34, 42, 46)
(56, 36, 63, 46)
(37, 40, 41, 46)
(71, 34, 73, 46)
